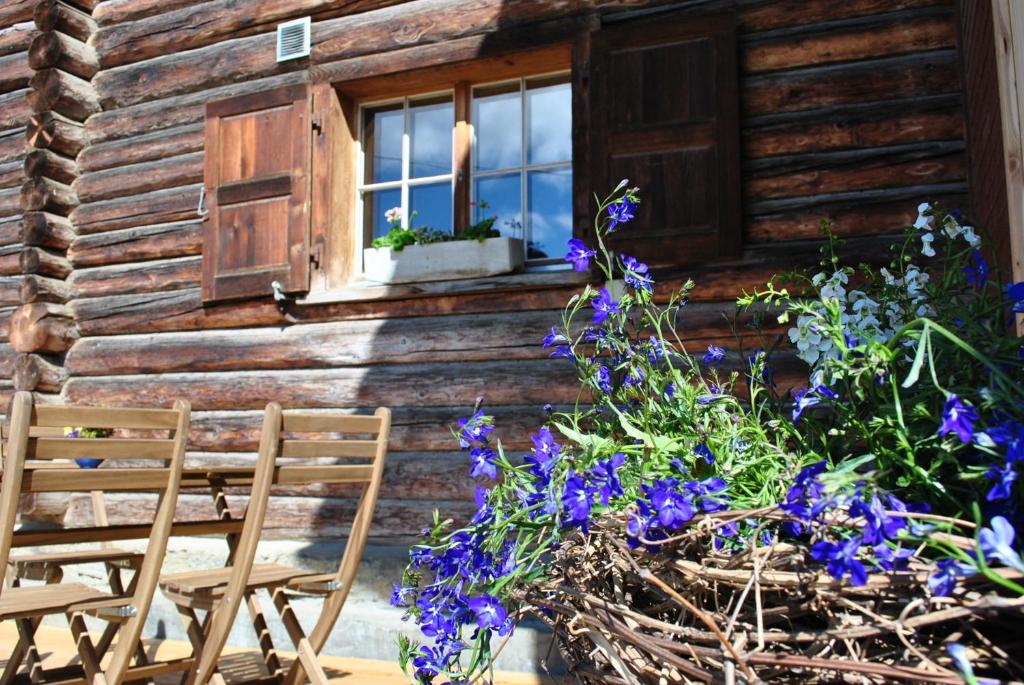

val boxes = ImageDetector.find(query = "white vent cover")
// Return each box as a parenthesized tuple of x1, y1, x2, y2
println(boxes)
(276, 17, 311, 62)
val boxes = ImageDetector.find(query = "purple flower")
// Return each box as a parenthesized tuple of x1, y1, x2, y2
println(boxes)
(621, 254, 652, 292)
(1006, 282, 1024, 312)
(562, 473, 594, 525)
(591, 288, 621, 325)
(565, 238, 596, 272)
(979, 516, 1024, 572)
(594, 365, 613, 394)
(525, 427, 560, 479)
(850, 495, 905, 545)
(390, 583, 415, 607)
(964, 248, 990, 286)
(457, 410, 494, 448)
(647, 479, 695, 529)
(467, 594, 507, 631)
(542, 326, 568, 348)
(694, 442, 714, 464)
(985, 461, 1018, 501)
(607, 195, 637, 231)
(792, 371, 838, 423)
(811, 536, 868, 586)
(469, 447, 498, 480)
(702, 345, 726, 365)
(872, 542, 912, 571)
(591, 453, 626, 505)
(937, 394, 978, 443)
(985, 420, 1024, 462)
(928, 557, 975, 597)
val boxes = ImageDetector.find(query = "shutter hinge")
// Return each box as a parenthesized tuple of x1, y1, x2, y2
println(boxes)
(310, 243, 324, 269)
(312, 113, 323, 135)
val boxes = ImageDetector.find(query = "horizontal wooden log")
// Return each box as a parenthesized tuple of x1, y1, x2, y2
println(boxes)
(34, 0, 97, 43)
(0, 52, 32, 94)
(21, 212, 75, 250)
(0, 187, 19, 219)
(0, 305, 15, 342)
(739, 0, 947, 32)
(14, 352, 67, 392)
(20, 247, 72, 279)
(73, 151, 203, 203)
(78, 122, 202, 172)
(0, 276, 20, 307)
(0, 21, 35, 58)
(70, 255, 199, 297)
(27, 111, 86, 157)
(65, 309, 563, 375)
(20, 274, 75, 303)
(72, 183, 200, 234)
(28, 31, 100, 80)
(743, 50, 960, 117)
(744, 101, 963, 158)
(0, 342, 15, 377)
(20, 176, 77, 213)
(0, 0, 36, 27)
(23, 147, 78, 185)
(9, 302, 77, 353)
(87, 71, 305, 144)
(27, 68, 100, 121)
(0, 88, 30, 131)
(0, 126, 28, 164)
(0, 248, 19, 276)
(93, 0, 216, 26)
(93, 0, 404, 68)
(748, 180, 966, 216)
(0, 160, 21, 188)
(0, 216, 19, 246)
(742, 9, 955, 75)
(68, 219, 201, 267)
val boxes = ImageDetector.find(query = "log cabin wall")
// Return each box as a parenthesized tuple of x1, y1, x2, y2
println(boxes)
(3, 0, 971, 540)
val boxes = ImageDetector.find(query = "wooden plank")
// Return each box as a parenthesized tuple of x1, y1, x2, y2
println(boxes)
(78, 122, 203, 172)
(0, 88, 30, 131)
(23, 465, 177, 490)
(34, 403, 181, 428)
(992, 0, 1024, 284)
(279, 440, 378, 459)
(28, 437, 177, 460)
(73, 151, 203, 203)
(69, 256, 200, 297)
(282, 413, 382, 434)
(0, 21, 35, 58)
(68, 220, 202, 267)
(61, 360, 581, 410)
(13, 519, 244, 547)
(72, 183, 201, 235)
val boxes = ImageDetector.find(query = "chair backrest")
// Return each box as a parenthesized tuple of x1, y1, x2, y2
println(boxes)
(0, 391, 190, 662)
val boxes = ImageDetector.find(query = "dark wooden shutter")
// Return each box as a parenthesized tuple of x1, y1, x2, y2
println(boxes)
(201, 83, 312, 302)
(588, 13, 741, 267)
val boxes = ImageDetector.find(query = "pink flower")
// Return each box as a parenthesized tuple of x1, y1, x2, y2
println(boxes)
(384, 206, 402, 225)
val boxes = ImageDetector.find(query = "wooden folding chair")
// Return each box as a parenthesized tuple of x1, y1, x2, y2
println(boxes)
(0, 391, 191, 685)
(158, 404, 390, 685)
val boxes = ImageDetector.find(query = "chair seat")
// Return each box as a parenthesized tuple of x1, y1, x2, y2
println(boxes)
(159, 563, 310, 602)
(0, 583, 113, 621)
(10, 548, 144, 579)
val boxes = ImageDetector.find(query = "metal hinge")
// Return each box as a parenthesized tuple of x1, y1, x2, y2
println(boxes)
(312, 113, 323, 135)
(310, 243, 324, 269)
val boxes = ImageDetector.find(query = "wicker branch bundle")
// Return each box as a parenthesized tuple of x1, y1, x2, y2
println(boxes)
(523, 512, 1024, 684)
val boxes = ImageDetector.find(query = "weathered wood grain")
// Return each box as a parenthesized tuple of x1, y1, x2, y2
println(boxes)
(0, 276, 21, 307)
(71, 183, 201, 234)
(24, 148, 78, 185)
(0, 0, 36, 28)
(27, 68, 100, 121)
(78, 123, 203, 172)
(20, 246, 72, 279)
(0, 52, 32, 93)
(68, 220, 202, 267)
(0, 160, 21, 188)
(20, 274, 75, 304)
(0, 305, 16, 343)
(0, 187, 20, 219)
(14, 352, 67, 391)
(21, 212, 75, 250)
(0, 343, 15, 377)
(9, 302, 77, 353)
(27, 111, 86, 157)
(21, 176, 77, 213)
(0, 21, 35, 58)
(93, 0, 219, 26)
(0, 127, 28, 164)
(0, 217, 19, 247)
(73, 151, 203, 203)
(0, 89, 30, 131)
(62, 360, 582, 410)
(70, 255, 200, 297)
(34, 1, 97, 43)
(28, 31, 99, 80)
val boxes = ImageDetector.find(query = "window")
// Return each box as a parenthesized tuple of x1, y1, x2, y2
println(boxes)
(199, 14, 740, 303)
(356, 74, 572, 268)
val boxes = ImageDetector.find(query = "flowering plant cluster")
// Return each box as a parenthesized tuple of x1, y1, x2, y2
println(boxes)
(371, 206, 500, 251)
(394, 186, 1024, 684)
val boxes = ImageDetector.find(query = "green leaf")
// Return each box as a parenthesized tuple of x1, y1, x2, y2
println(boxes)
(901, 326, 929, 388)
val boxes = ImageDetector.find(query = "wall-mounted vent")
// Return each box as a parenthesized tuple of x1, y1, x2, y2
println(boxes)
(277, 17, 311, 62)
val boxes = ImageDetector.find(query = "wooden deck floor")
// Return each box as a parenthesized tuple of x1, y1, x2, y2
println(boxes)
(0, 623, 556, 684)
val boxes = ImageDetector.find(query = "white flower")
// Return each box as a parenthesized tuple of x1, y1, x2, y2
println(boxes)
(914, 202, 934, 230)
(384, 206, 403, 224)
(920, 232, 936, 257)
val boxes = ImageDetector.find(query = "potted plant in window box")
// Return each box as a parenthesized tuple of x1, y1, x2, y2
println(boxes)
(362, 208, 524, 284)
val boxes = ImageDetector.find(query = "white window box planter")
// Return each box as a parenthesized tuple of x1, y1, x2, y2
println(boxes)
(362, 237, 525, 284)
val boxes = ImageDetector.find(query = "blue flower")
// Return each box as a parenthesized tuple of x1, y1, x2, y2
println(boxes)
(591, 288, 621, 325)
(564, 238, 596, 271)
(928, 557, 975, 597)
(964, 248, 990, 286)
(621, 254, 652, 292)
(937, 394, 978, 443)
(746, 348, 775, 388)
(791, 371, 838, 424)
(591, 453, 626, 505)
(978, 515, 1024, 572)
(607, 196, 637, 231)
(457, 410, 494, 448)
(466, 594, 507, 631)
(694, 442, 714, 464)
(594, 365, 613, 394)
(985, 420, 1024, 462)
(811, 536, 868, 586)
(646, 479, 695, 529)
(946, 643, 975, 682)
(469, 447, 498, 480)
(562, 472, 594, 526)
(542, 326, 568, 348)
(850, 495, 905, 545)
(702, 345, 725, 365)
(390, 583, 415, 607)
(985, 460, 1018, 501)
(1006, 281, 1024, 312)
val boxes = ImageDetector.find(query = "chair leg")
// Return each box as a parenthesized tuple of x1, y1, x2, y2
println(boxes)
(11, 618, 44, 685)
(272, 588, 332, 685)
(68, 612, 107, 685)
(245, 589, 282, 676)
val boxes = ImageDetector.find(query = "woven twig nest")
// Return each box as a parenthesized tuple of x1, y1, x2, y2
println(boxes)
(523, 511, 1024, 684)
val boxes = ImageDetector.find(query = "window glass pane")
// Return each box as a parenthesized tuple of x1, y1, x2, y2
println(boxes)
(474, 173, 522, 239)
(526, 78, 571, 166)
(527, 167, 572, 262)
(410, 95, 453, 179)
(410, 182, 453, 234)
(473, 83, 521, 172)
(363, 103, 403, 184)
(363, 187, 402, 240)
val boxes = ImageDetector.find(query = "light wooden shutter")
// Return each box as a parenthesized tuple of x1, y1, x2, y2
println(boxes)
(201, 83, 312, 302)
(588, 13, 741, 267)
